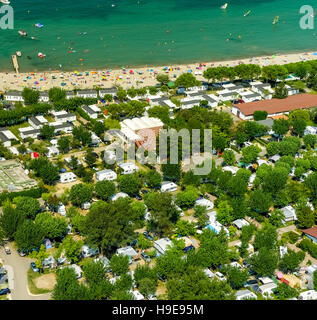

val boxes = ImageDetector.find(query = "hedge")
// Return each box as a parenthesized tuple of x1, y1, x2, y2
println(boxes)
(0, 186, 47, 206)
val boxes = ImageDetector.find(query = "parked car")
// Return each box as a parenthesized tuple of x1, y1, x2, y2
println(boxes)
(215, 272, 227, 281)
(0, 288, 10, 296)
(4, 246, 11, 255)
(143, 231, 157, 241)
(30, 262, 39, 273)
(135, 194, 142, 200)
(141, 251, 151, 263)
(18, 249, 27, 257)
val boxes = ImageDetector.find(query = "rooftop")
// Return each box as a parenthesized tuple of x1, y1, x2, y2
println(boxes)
(302, 226, 317, 239)
(233, 94, 317, 116)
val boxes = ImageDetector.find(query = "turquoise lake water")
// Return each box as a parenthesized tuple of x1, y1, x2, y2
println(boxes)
(0, 0, 316, 71)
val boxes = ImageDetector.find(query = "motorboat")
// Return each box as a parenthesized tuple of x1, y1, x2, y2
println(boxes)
(1, 0, 11, 5)
(35, 23, 44, 28)
(18, 30, 27, 37)
(221, 3, 228, 9)
(244, 10, 251, 17)
(272, 16, 279, 25)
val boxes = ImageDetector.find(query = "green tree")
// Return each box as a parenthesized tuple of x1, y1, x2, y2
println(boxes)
(249, 190, 272, 214)
(95, 180, 116, 201)
(253, 111, 268, 121)
(62, 236, 83, 263)
(52, 268, 90, 300)
(225, 267, 249, 290)
(161, 163, 181, 182)
(304, 134, 317, 148)
(110, 254, 130, 276)
(175, 73, 200, 88)
(279, 249, 305, 273)
(276, 282, 299, 300)
(57, 136, 71, 153)
(138, 278, 157, 297)
(296, 206, 315, 229)
(176, 186, 199, 209)
(273, 82, 288, 99)
(40, 125, 55, 141)
(72, 125, 92, 146)
(241, 145, 261, 164)
(0, 203, 25, 239)
(22, 88, 40, 105)
(29, 244, 49, 271)
(156, 74, 169, 85)
(145, 170, 162, 189)
(83, 199, 135, 252)
(292, 119, 307, 137)
(14, 220, 44, 251)
(223, 149, 235, 166)
(48, 87, 66, 103)
(272, 119, 290, 138)
(14, 196, 40, 219)
(34, 212, 68, 239)
(119, 173, 141, 196)
(69, 183, 93, 207)
(249, 248, 278, 276)
(84, 148, 97, 168)
(269, 209, 284, 227)
(216, 201, 234, 225)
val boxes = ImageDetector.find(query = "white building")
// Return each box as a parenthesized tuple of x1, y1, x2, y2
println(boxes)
(285, 85, 299, 96)
(77, 90, 98, 99)
(28, 116, 48, 129)
(218, 90, 237, 101)
(281, 205, 297, 222)
(195, 198, 214, 211)
(39, 92, 49, 102)
(82, 105, 101, 119)
(235, 289, 257, 300)
(118, 162, 139, 175)
(49, 121, 73, 134)
(154, 238, 173, 255)
(66, 91, 75, 99)
(110, 192, 129, 201)
(46, 146, 59, 158)
(160, 181, 178, 193)
(222, 166, 239, 175)
(0, 128, 18, 147)
(95, 169, 117, 181)
(232, 219, 249, 230)
(5, 91, 24, 102)
(60, 172, 77, 183)
(51, 110, 76, 123)
(18, 127, 40, 140)
(99, 88, 118, 98)
(258, 283, 277, 297)
(251, 82, 274, 99)
(298, 290, 317, 300)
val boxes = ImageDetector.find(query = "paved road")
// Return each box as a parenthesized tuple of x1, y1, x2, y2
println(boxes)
(0, 244, 51, 300)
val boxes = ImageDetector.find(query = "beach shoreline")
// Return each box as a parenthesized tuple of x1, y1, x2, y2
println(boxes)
(1, 50, 317, 92)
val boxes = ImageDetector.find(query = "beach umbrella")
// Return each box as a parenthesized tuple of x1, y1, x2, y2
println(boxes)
(313, 53, 317, 56)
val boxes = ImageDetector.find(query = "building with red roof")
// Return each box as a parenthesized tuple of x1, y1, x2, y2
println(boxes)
(232, 94, 317, 120)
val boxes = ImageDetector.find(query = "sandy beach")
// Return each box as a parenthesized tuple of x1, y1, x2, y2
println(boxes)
(1, 51, 317, 92)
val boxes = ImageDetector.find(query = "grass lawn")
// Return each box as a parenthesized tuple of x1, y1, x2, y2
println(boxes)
(9, 122, 29, 141)
(0, 295, 9, 300)
(27, 269, 53, 295)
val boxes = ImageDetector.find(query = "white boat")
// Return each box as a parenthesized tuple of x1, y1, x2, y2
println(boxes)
(272, 16, 279, 25)
(1, 0, 11, 5)
(18, 30, 27, 37)
(220, 3, 228, 10)
(16, 51, 22, 57)
(244, 10, 251, 17)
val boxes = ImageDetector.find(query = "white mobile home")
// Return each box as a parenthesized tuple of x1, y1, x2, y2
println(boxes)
(28, 116, 48, 129)
(154, 238, 173, 255)
(195, 198, 214, 211)
(5, 91, 24, 102)
(258, 283, 277, 297)
(82, 105, 101, 119)
(95, 169, 117, 181)
(60, 172, 77, 183)
(118, 162, 139, 175)
(160, 181, 178, 193)
(18, 127, 40, 140)
(0, 129, 18, 147)
(77, 90, 98, 99)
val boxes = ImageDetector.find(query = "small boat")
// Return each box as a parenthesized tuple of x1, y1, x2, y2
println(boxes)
(111, 4, 116, 7)
(272, 16, 279, 25)
(18, 30, 27, 37)
(244, 10, 251, 17)
(1, 0, 11, 5)
(38, 52, 46, 58)
(35, 23, 44, 28)
(16, 51, 22, 57)
(220, 3, 228, 10)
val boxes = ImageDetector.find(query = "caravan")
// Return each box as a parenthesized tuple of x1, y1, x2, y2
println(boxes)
(160, 181, 178, 193)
